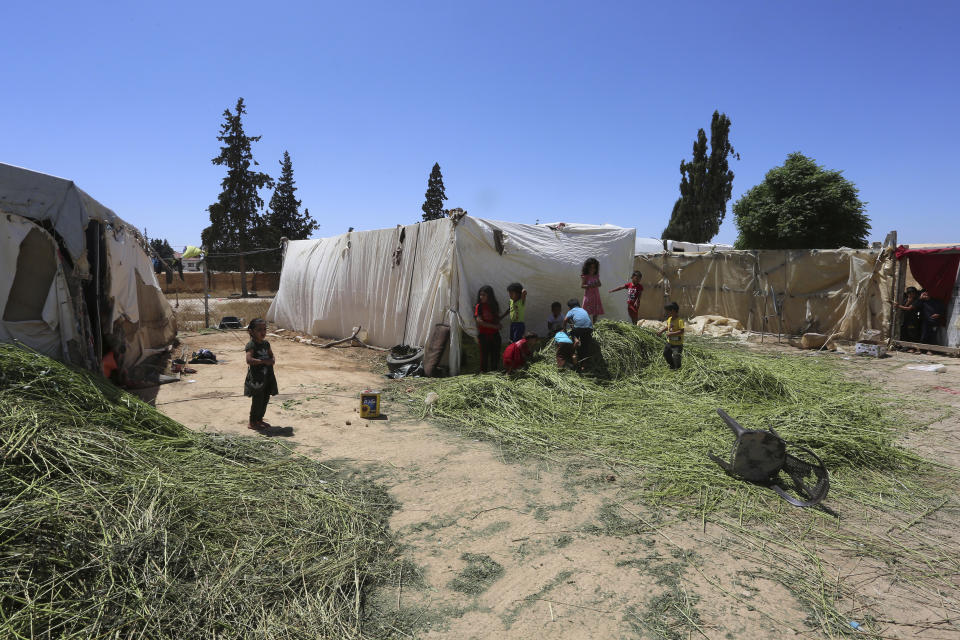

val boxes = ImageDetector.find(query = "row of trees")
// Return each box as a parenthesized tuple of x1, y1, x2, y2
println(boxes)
(186, 101, 871, 294)
(420, 116, 872, 250)
(201, 98, 319, 295)
(663, 111, 871, 249)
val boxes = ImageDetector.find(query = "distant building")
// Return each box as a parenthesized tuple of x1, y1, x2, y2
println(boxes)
(173, 250, 202, 272)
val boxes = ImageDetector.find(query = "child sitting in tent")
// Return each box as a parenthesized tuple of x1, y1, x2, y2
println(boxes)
(503, 332, 539, 372)
(101, 336, 122, 386)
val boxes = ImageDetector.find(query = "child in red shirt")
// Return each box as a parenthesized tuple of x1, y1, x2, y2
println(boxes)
(474, 285, 502, 372)
(609, 270, 643, 324)
(503, 332, 539, 372)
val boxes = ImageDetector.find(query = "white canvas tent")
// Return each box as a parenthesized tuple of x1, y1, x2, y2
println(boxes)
(268, 215, 636, 374)
(634, 236, 734, 254)
(0, 163, 177, 373)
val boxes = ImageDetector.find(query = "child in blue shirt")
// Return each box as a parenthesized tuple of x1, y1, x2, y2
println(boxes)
(562, 299, 594, 363)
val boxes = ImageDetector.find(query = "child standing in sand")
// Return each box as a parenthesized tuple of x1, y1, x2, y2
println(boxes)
(581, 257, 604, 322)
(245, 318, 278, 429)
(610, 270, 643, 324)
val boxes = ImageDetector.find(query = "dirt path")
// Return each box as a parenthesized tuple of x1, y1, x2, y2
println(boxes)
(154, 331, 960, 639)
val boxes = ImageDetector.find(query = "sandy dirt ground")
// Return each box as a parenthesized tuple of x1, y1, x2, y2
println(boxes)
(152, 329, 960, 639)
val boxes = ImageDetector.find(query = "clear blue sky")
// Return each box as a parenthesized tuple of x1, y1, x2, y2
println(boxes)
(2, 1, 956, 248)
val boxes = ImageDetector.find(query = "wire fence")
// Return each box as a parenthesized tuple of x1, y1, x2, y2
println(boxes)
(151, 246, 282, 332)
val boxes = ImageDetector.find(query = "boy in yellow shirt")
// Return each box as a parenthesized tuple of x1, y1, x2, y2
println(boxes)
(657, 302, 684, 370)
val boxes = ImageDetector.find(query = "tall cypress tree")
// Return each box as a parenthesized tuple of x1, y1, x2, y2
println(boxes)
(662, 111, 737, 243)
(421, 163, 448, 221)
(264, 151, 319, 259)
(202, 98, 273, 296)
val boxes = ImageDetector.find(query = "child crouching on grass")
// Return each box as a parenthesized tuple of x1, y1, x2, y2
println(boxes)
(503, 331, 539, 372)
(657, 302, 684, 370)
(553, 330, 580, 370)
(245, 318, 278, 429)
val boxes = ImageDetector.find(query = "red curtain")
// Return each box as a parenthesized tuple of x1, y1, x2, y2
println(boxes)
(895, 245, 960, 305)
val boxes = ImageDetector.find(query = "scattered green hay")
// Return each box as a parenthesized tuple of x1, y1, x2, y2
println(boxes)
(0, 344, 396, 639)
(425, 321, 960, 636)
(448, 553, 504, 595)
(429, 321, 923, 503)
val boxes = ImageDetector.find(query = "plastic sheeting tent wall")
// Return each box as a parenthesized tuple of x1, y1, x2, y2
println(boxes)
(633, 248, 894, 341)
(0, 163, 176, 372)
(1, 214, 81, 362)
(267, 216, 636, 374)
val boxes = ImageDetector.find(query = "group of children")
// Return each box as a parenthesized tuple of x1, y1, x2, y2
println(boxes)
(473, 257, 685, 373)
(240, 258, 682, 429)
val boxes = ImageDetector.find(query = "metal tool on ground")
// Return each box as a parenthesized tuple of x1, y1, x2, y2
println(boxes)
(709, 408, 830, 508)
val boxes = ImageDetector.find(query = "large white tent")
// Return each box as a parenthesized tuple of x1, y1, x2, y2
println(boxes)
(0, 163, 176, 373)
(268, 215, 636, 374)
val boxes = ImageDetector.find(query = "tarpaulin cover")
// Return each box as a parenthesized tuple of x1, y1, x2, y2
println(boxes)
(268, 216, 636, 372)
(0, 164, 177, 370)
(0, 214, 80, 360)
(894, 245, 960, 305)
(0, 163, 121, 261)
(105, 227, 178, 367)
(633, 248, 894, 341)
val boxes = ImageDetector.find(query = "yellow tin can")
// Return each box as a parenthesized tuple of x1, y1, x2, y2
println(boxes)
(360, 390, 380, 418)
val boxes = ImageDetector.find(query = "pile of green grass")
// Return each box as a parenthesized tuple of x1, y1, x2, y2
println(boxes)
(427, 321, 959, 635)
(0, 344, 396, 639)
(432, 321, 922, 502)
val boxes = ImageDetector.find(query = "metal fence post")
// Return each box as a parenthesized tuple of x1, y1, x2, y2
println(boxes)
(203, 246, 210, 329)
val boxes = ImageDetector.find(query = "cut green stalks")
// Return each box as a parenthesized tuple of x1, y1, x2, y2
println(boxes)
(425, 321, 960, 637)
(0, 343, 397, 639)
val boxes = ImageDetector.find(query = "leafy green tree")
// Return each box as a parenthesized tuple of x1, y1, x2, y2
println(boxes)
(202, 98, 273, 296)
(149, 238, 175, 261)
(733, 153, 870, 249)
(421, 163, 448, 221)
(260, 151, 319, 268)
(662, 111, 738, 243)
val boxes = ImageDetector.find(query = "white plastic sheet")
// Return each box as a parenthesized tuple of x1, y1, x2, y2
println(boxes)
(268, 216, 637, 367)
(0, 163, 120, 261)
(0, 214, 79, 360)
